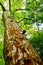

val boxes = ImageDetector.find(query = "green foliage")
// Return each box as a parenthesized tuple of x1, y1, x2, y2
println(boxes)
(29, 30, 43, 60)
(0, 0, 5, 3)
(0, 58, 5, 65)
(0, 18, 4, 65)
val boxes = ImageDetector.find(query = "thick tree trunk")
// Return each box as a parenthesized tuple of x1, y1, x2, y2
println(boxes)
(3, 17, 42, 65)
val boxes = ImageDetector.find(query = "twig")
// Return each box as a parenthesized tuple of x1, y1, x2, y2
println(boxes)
(17, 17, 34, 23)
(15, 8, 42, 12)
(9, 0, 11, 15)
(15, 8, 26, 11)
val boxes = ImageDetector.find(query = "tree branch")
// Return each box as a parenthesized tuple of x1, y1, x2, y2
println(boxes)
(15, 7, 42, 12)
(15, 8, 29, 11)
(15, 8, 26, 11)
(9, 0, 11, 15)
(0, 3, 6, 11)
(18, 18, 34, 23)
(0, 3, 6, 27)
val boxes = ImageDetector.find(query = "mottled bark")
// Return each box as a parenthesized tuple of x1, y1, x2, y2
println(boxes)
(3, 17, 42, 65)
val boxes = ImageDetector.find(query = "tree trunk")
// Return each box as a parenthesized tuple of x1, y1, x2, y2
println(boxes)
(3, 17, 42, 65)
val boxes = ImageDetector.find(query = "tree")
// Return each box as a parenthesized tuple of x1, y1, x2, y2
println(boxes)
(0, 0, 43, 65)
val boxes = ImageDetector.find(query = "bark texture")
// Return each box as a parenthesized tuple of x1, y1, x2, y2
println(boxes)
(4, 17, 42, 65)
